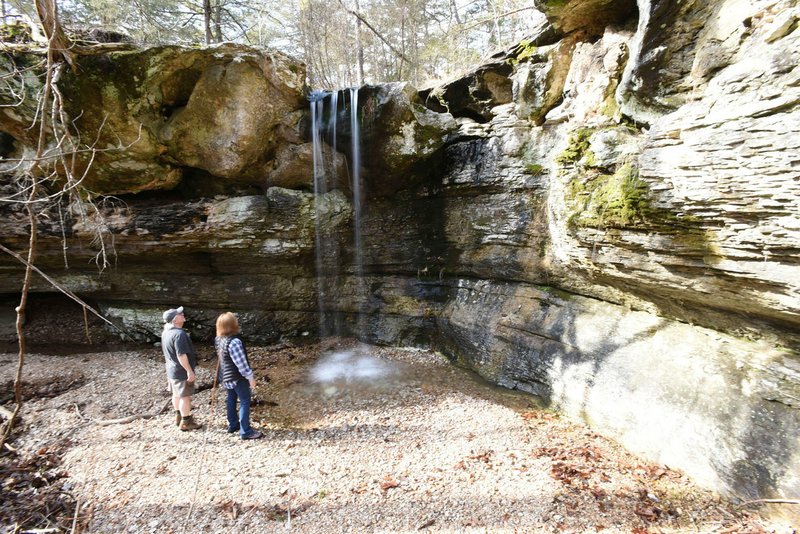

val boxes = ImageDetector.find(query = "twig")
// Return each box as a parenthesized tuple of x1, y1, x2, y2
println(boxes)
(70, 497, 80, 534)
(183, 359, 222, 531)
(0, 243, 137, 341)
(93, 399, 171, 426)
(82, 307, 91, 344)
(740, 498, 800, 506)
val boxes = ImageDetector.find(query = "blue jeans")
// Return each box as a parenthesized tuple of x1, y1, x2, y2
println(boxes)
(226, 379, 252, 437)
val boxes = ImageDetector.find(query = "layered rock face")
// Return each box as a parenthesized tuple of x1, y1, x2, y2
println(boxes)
(1, 0, 799, 513)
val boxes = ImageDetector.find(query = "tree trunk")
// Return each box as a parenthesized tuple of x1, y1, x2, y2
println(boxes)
(203, 0, 212, 44)
(354, 0, 364, 85)
(34, 0, 76, 69)
(214, 0, 222, 42)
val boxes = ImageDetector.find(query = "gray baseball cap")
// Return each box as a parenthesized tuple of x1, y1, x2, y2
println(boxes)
(162, 306, 184, 323)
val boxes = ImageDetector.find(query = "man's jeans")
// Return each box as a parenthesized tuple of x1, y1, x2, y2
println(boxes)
(226, 379, 252, 437)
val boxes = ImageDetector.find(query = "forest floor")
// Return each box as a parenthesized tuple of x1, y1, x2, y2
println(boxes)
(0, 339, 796, 533)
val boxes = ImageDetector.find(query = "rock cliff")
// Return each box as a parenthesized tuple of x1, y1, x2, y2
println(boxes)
(1, 0, 798, 516)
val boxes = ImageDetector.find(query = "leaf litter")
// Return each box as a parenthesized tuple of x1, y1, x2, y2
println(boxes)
(0, 339, 795, 533)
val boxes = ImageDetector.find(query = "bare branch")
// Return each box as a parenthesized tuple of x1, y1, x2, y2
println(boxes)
(455, 6, 539, 34)
(0, 243, 135, 340)
(337, 0, 412, 67)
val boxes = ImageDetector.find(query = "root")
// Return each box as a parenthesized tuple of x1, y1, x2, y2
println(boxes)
(75, 399, 171, 426)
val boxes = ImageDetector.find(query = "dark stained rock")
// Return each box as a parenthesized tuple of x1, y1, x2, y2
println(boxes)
(534, 0, 638, 35)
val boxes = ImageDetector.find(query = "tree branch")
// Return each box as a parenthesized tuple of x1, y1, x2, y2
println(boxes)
(740, 498, 800, 506)
(34, 0, 78, 70)
(337, 0, 412, 67)
(457, 6, 539, 33)
(0, 243, 137, 341)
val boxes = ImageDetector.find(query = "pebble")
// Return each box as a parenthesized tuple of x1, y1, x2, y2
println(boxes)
(1, 346, 793, 533)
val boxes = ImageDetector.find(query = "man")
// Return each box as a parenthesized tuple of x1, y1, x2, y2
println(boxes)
(161, 306, 202, 431)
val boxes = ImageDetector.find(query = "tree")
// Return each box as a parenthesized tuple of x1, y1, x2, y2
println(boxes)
(0, 0, 132, 449)
(3, 0, 546, 88)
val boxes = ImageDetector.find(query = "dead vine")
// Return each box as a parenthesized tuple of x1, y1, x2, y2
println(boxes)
(0, 1, 131, 453)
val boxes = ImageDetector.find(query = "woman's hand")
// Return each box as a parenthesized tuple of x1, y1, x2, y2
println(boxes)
(249, 378, 257, 389)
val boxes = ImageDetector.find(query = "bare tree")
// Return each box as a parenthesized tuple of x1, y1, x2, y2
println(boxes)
(0, 0, 64, 451)
(0, 0, 134, 449)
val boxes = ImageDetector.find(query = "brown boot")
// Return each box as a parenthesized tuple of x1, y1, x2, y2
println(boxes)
(179, 415, 203, 431)
(175, 410, 181, 427)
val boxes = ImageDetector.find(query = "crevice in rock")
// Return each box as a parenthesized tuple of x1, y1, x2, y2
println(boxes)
(175, 167, 261, 199)
(159, 67, 203, 120)
(0, 131, 16, 158)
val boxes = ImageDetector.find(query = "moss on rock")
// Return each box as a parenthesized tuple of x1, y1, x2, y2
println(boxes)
(556, 128, 594, 166)
(567, 163, 650, 228)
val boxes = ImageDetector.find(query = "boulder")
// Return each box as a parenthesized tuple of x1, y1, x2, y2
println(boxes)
(4, 44, 307, 195)
(159, 48, 306, 181)
(346, 83, 458, 197)
(268, 142, 348, 191)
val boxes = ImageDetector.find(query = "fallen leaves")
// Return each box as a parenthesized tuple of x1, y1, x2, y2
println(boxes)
(521, 410, 559, 422)
(0, 439, 79, 532)
(218, 499, 241, 520)
(634, 504, 662, 522)
(380, 474, 400, 491)
(0, 371, 86, 403)
(551, 461, 592, 485)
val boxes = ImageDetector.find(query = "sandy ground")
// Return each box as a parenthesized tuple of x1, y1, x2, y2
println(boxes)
(0, 339, 795, 533)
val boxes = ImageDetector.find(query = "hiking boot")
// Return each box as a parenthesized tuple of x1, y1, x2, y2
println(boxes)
(175, 410, 181, 427)
(226, 426, 240, 434)
(179, 415, 203, 431)
(241, 430, 263, 440)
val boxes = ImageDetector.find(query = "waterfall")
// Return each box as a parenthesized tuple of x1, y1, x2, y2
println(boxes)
(329, 91, 338, 154)
(310, 92, 330, 337)
(309, 88, 367, 340)
(349, 88, 365, 333)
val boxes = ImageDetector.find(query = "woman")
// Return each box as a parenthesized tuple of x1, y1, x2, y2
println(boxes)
(214, 312, 263, 440)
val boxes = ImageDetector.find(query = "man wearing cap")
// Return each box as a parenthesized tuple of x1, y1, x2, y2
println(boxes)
(161, 306, 202, 431)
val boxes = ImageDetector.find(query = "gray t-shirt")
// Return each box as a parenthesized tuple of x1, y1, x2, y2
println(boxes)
(161, 326, 197, 380)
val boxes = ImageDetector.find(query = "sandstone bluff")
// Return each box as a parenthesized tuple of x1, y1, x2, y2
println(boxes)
(1, 0, 798, 517)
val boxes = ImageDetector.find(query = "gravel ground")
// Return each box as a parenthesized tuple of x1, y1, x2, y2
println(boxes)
(0, 339, 795, 533)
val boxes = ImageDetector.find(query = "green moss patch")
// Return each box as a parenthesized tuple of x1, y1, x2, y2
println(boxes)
(556, 128, 594, 166)
(508, 39, 540, 67)
(567, 163, 650, 228)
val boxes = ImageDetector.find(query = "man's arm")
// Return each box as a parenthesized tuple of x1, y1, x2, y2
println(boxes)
(178, 353, 196, 383)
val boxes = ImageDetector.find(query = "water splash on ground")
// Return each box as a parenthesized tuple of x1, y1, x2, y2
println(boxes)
(309, 349, 398, 383)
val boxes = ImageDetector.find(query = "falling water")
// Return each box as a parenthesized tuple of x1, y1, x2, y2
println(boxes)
(350, 88, 365, 332)
(309, 88, 367, 339)
(310, 92, 329, 336)
(329, 91, 338, 154)
(307, 88, 378, 393)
